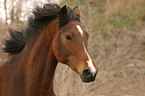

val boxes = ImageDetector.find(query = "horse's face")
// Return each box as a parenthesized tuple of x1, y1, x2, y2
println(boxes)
(53, 6, 98, 83)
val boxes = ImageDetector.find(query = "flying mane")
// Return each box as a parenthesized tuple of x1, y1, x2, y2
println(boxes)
(3, 4, 80, 55)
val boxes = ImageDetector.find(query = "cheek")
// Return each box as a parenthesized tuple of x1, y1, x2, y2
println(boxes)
(53, 38, 72, 63)
(53, 38, 63, 62)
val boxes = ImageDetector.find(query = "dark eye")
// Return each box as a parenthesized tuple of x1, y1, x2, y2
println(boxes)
(65, 35, 72, 40)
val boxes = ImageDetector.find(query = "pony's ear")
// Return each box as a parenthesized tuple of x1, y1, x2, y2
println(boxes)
(59, 5, 68, 19)
(74, 6, 80, 17)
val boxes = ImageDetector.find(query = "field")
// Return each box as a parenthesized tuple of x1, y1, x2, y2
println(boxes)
(0, 0, 145, 96)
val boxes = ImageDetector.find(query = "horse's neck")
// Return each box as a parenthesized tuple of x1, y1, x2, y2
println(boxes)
(0, 20, 58, 96)
(24, 23, 58, 96)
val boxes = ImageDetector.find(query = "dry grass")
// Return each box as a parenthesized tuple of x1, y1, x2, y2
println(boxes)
(0, 0, 145, 96)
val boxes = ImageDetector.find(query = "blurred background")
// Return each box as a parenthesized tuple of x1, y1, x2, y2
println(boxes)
(0, 0, 145, 96)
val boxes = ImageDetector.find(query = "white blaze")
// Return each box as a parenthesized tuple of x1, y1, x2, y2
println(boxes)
(76, 25, 83, 36)
(83, 43, 97, 74)
(76, 25, 97, 74)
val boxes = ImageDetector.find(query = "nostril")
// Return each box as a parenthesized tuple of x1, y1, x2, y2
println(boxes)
(83, 69, 92, 78)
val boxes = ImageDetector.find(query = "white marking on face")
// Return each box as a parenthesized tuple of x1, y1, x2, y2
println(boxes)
(76, 25, 83, 36)
(83, 43, 97, 75)
(76, 25, 97, 75)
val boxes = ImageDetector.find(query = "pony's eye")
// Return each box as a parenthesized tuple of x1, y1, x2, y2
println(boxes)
(65, 35, 72, 40)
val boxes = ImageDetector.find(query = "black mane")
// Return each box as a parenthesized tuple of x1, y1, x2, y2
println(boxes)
(3, 4, 80, 55)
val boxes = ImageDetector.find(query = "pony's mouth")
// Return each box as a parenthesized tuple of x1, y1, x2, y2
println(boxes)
(80, 72, 97, 83)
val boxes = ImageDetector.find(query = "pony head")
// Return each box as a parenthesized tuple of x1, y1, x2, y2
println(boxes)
(53, 5, 98, 83)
